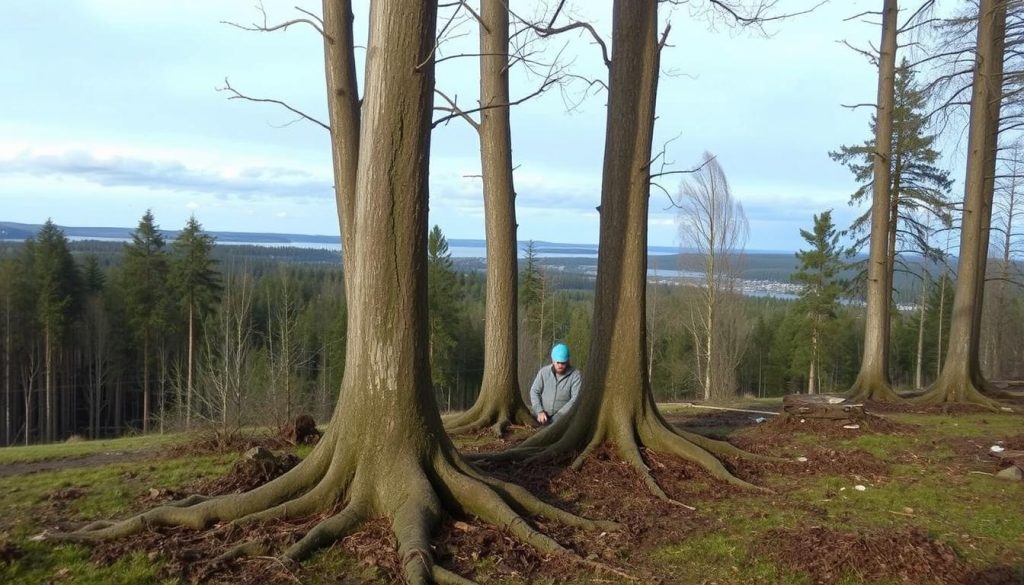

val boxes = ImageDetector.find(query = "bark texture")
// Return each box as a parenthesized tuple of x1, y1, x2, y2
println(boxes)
(849, 0, 901, 402)
(473, 1, 766, 499)
(51, 4, 616, 582)
(444, 0, 534, 436)
(916, 0, 1005, 407)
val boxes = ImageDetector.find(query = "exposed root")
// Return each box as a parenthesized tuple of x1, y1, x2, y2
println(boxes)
(913, 376, 1003, 411)
(847, 376, 902, 402)
(443, 402, 536, 437)
(671, 427, 785, 463)
(281, 503, 365, 561)
(50, 437, 624, 584)
(432, 564, 479, 585)
(212, 538, 270, 565)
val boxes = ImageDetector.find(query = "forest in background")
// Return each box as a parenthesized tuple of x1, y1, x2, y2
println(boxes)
(2, 204, 1022, 446)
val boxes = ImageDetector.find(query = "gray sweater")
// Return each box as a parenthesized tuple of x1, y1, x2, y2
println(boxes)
(529, 365, 582, 421)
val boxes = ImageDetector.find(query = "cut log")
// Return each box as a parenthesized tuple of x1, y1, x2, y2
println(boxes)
(782, 394, 866, 422)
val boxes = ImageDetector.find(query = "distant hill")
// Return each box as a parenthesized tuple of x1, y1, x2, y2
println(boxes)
(0, 220, 786, 256)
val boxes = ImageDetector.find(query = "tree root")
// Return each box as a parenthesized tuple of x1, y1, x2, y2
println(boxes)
(470, 408, 766, 507)
(847, 376, 902, 402)
(443, 401, 536, 437)
(47, 440, 624, 584)
(912, 375, 1003, 411)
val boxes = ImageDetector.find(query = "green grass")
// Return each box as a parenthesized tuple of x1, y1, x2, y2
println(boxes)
(1, 411, 1022, 584)
(0, 433, 187, 465)
(2, 543, 173, 585)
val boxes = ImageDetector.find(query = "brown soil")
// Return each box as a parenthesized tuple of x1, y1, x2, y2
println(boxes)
(753, 525, 969, 584)
(0, 449, 161, 479)
(863, 400, 1009, 415)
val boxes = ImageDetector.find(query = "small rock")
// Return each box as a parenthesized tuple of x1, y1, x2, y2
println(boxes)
(996, 466, 1023, 481)
(826, 397, 846, 405)
(990, 445, 1006, 453)
(753, 417, 767, 423)
(854, 485, 867, 491)
(796, 456, 809, 463)
(799, 418, 806, 423)
(903, 507, 914, 514)
(843, 424, 861, 430)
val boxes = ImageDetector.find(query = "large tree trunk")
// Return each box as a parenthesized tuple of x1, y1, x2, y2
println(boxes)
(971, 0, 1006, 396)
(475, 1, 763, 498)
(849, 0, 900, 402)
(445, 0, 534, 436)
(917, 0, 1005, 407)
(55, 4, 615, 581)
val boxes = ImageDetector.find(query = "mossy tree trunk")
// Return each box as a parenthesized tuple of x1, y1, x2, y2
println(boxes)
(474, 0, 764, 498)
(54, 3, 617, 582)
(445, 0, 534, 436)
(917, 0, 1005, 407)
(849, 0, 901, 402)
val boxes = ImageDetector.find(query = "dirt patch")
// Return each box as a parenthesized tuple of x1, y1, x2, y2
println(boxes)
(728, 444, 890, 484)
(0, 533, 25, 565)
(863, 400, 1009, 415)
(754, 525, 968, 584)
(0, 449, 161, 479)
(735, 411, 916, 446)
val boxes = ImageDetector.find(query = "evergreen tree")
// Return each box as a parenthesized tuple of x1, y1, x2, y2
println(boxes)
(122, 211, 171, 433)
(830, 59, 954, 262)
(170, 216, 221, 429)
(427, 225, 459, 405)
(518, 240, 549, 367)
(791, 211, 846, 394)
(31, 220, 81, 441)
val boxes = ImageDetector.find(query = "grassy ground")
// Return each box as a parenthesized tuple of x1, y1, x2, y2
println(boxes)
(1, 403, 1022, 584)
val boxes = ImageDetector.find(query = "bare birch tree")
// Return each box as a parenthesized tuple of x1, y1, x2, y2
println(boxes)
(678, 153, 749, 401)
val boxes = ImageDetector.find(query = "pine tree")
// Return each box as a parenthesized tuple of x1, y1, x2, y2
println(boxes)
(791, 211, 846, 394)
(170, 216, 221, 430)
(122, 210, 171, 433)
(32, 220, 81, 441)
(427, 225, 459, 405)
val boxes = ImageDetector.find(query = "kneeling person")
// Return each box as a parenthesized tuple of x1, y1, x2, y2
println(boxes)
(530, 343, 582, 425)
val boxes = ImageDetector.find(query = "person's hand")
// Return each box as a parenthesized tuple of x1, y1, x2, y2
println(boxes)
(536, 411, 549, 425)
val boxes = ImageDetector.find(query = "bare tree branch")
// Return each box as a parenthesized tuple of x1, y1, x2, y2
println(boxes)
(217, 77, 329, 131)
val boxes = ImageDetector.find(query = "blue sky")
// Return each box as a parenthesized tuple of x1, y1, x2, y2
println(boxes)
(0, 0, 963, 252)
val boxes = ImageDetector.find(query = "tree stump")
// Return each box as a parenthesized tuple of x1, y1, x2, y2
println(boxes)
(781, 394, 865, 424)
(284, 414, 322, 445)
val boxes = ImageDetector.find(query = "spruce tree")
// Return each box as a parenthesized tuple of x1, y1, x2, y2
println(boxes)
(122, 210, 171, 433)
(32, 220, 81, 441)
(791, 211, 846, 394)
(170, 216, 221, 430)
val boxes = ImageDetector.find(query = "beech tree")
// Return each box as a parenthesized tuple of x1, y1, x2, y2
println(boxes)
(476, 0, 768, 497)
(443, 0, 537, 435)
(53, 3, 618, 582)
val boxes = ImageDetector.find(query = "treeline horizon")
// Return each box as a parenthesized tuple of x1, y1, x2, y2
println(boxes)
(3, 205, 1022, 447)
